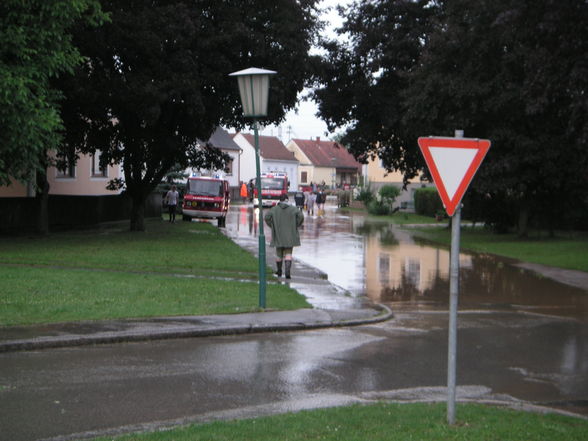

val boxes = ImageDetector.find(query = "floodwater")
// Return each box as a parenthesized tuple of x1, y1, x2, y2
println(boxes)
(228, 201, 588, 322)
(2, 201, 588, 441)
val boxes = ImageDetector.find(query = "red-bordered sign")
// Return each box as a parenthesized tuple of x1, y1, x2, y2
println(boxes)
(418, 137, 491, 216)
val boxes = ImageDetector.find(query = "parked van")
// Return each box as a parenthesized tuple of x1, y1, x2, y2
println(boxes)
(249, 172, 289, 208)
(182, 176, 230, 227)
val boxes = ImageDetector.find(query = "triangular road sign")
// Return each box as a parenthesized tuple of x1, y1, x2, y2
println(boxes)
(418, 137, 491, 216)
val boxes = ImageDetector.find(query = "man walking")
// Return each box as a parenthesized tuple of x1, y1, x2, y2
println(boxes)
(164, 185, 180, 223)
(264, 194, 304, 279)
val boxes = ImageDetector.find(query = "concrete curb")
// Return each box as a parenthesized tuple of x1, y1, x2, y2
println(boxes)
(0, 304, 393, 353)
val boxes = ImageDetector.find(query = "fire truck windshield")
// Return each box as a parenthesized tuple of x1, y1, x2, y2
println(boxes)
(188, 179, 222, 196)
(261, 177, 284, 190)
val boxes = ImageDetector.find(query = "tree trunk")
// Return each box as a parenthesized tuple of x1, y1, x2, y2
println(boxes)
(517, 205, 529, 238)
(129, 195, 146, 231)
(35, 170, 50, 235)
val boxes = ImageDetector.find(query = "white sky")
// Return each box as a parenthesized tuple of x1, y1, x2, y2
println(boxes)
(258, 0, 350, 143)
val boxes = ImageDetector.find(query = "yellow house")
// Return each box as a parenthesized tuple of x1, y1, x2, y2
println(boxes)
(363, 156, 432, 210)
(364, 227, 472, 303)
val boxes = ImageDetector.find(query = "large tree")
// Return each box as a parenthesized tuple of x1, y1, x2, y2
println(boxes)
(313, 0, 440, 179)
(314, 0, 588, 234)
(0, 0, 105, 186)
(0, 0, 106, 235)
(60, 0, 321, 231)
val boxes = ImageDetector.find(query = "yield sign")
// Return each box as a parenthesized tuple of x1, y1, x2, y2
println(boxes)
(418, 137, 491, 216)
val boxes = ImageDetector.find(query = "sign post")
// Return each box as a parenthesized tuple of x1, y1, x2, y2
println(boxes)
(418, 132, 490, 424)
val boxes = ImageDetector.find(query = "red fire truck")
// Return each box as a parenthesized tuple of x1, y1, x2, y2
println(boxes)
(182, 176, 230, 227)
(249, 172, 289, 208)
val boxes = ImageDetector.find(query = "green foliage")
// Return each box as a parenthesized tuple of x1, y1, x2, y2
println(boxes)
(59, 0, 320, 230)
(0, 0, 107, 187)
(367, 199, 389, 215)
(315, 0, 588, 232)
(378, 184, 400, 209)
(414, 187, 443, 217)
(355, 184, 375, 204)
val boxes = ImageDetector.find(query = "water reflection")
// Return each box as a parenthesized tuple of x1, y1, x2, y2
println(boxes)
(228, 204, 588, 321)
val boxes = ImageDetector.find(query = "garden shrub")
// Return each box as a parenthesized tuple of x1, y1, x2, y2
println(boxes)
(367, 199, 390, 215)
(414, 187, 443, 217)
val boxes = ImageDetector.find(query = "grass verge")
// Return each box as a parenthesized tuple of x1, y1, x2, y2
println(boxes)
(410, 226, 588, 272)
(91, 402, 588, 441)
(0, 219, 310, 326)
(339, 208, 440, 225)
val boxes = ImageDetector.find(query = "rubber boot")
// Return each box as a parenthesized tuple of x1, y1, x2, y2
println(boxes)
(275, 261, 283, 277)
(285, 260, 292, 279)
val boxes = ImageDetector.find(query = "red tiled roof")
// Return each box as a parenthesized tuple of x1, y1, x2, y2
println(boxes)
(239, 134, 297, 161)
(292, 138, 361, 170)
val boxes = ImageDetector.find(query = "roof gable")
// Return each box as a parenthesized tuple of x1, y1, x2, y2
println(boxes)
(240, 134, 297, 161)
(291, 138, 361, 170)
(203, 127, 241, 151)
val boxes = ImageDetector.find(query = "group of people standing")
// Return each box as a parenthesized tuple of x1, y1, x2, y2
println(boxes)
(294, 188, 326, 216)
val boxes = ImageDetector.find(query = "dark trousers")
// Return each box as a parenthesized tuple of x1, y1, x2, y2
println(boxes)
(168, 204, 177, 222)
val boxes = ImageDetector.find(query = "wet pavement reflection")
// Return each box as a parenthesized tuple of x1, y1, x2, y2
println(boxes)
(227, 202, 588, 321)
(2, 202, 588, 440)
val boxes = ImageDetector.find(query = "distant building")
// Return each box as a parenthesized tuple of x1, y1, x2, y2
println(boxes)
(286, 137, 361, 189)
(233, 133, 299, 191)
(0, 150, 123, 198)
(363, 157, 432, 210)
(185, 126, 242, 188)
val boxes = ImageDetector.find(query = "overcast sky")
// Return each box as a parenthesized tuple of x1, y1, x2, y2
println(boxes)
(257, 0, 350, 143)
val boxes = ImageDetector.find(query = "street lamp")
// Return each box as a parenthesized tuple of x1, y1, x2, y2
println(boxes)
(229, 67, 276, 309)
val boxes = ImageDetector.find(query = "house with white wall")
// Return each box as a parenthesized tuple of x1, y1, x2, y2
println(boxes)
(184, 127, 242, 189)
(286, 137, 361, 189)
(233, 133, 299, 191)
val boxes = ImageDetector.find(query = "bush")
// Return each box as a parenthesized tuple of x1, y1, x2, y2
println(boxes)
(414, 187, 443, 217)
(379, 185, 401, 211)
(355, 185, 375, 204)
(367, 199, 390, 215)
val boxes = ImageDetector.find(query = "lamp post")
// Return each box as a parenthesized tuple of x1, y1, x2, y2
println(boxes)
(229, 67, 276, 309)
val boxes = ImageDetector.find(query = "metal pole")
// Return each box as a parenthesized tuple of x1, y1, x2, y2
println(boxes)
(447, 129, 464, 424)
(253, 120, 267, 309)
(447, 204, 461, 424)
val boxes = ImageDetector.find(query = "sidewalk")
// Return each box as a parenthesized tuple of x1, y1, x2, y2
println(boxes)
(0, 242, 392, 353)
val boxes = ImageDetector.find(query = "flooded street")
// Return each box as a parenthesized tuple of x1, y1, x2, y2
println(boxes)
(227, 201, 588, 321)
(2, 201, 587, 441)
(224, 200, 588, 416)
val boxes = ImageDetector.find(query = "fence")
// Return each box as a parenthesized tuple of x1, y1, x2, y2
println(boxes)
(0, 193, 162, 233)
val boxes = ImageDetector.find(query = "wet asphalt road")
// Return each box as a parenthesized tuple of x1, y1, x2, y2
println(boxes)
(1, 204, 587, 440)
(1, 309, 587, 441)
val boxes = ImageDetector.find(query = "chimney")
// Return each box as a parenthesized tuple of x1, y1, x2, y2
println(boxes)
(315, 136, 320, 142)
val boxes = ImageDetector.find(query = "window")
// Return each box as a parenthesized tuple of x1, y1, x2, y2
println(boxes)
(301, 171, 308, 183)
(378, 253, 390, 285)
(404, 257, 421, 288)
(225, 158, 233, 176)
(56, 157, 76, 178)
(92, 151, 108, 178)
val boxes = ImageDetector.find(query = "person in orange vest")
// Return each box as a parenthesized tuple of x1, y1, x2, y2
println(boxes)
(240, 181, 248, 202)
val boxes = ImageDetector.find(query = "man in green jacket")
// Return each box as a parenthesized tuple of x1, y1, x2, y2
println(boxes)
(264, 194, 304, 279)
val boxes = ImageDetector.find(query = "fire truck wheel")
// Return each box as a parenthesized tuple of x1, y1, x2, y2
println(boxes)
(217, 216, 226, 228)
(182, 215, 191, 222)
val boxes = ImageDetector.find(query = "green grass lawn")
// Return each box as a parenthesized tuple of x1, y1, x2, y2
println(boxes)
(411, 226, 588, 272)
(91, 402, 588, 441)
(0, 219, 310, 326)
